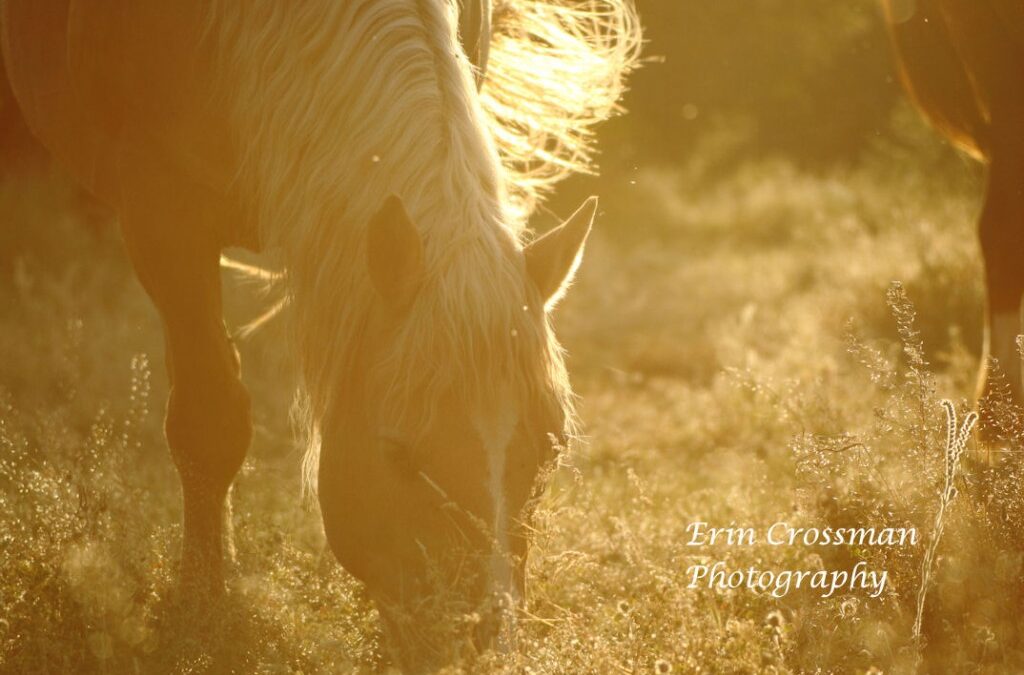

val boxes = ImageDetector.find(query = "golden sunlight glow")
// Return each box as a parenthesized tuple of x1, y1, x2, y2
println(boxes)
(1, 0, 1021, 672)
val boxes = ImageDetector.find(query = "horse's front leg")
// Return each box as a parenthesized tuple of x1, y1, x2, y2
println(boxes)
(978, 119, 1024, 405)
(118, 161, 252, 595)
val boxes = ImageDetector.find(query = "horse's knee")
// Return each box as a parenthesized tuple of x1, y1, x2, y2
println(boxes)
(165, 370, 252, 496)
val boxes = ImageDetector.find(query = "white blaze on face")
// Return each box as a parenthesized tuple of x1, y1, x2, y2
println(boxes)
(474, 385, 519, 601)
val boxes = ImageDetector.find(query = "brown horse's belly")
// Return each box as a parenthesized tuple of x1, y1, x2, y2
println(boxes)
(2, 1, 240, 224)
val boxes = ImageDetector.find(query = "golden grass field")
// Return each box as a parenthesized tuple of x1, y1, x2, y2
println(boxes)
(5, 101, 1024, 673)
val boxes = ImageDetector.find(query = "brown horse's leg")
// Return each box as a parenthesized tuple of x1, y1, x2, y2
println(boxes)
(118, 158, 251, 595)
(977, 119, 1024, 404)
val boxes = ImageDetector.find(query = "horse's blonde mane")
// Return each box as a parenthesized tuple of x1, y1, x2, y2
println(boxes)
(483, 0, 641, 220)
(204, 0, 639, 491)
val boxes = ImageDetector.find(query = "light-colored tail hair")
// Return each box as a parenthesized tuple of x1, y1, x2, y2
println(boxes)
(481, 0, 641, 222)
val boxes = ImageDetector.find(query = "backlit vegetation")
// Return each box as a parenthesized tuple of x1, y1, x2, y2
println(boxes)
(7, 113, 1024, 672)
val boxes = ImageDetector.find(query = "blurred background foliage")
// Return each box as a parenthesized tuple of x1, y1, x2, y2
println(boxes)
(609, 0, 898, 168)
(545, 0, 980, 248)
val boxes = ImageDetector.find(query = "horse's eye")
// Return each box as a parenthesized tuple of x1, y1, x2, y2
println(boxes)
(378, 427, 411, 446)
(378, 428, 416, 473)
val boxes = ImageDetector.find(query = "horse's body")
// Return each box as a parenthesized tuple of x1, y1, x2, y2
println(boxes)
(4, 0, 256, 591)
(1, 0, 638, 667)
(882, 0, 1024, 402)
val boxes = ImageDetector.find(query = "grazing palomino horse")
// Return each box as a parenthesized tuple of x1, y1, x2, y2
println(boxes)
(882, 0, 1024, 403)
(1, 0, 639, 667)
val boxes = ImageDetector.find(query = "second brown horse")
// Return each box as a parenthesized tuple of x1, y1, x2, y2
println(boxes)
(883, 0, 1024, 403)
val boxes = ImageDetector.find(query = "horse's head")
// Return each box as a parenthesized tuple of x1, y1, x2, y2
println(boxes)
(317, 194, 595, 667)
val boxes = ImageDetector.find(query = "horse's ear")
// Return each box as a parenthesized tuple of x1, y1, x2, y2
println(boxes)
(524, 196, 598, 309)
(367, 195, 424, 308)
